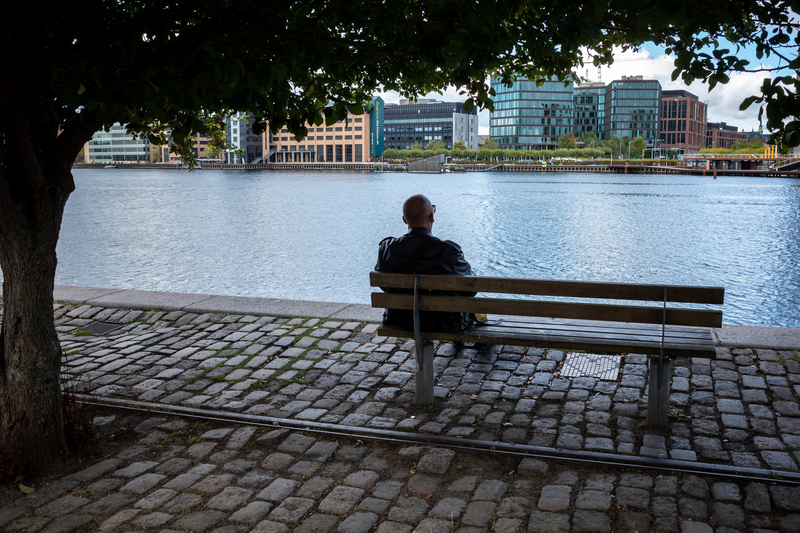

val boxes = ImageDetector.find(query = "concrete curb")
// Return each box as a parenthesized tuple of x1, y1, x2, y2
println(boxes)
(2, 284, 798, 350)
(49, 284, 383, 323)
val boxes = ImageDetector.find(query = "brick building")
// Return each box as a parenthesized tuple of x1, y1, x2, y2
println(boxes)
(659, 90, 707, 156)
(706, 122, 749, 150)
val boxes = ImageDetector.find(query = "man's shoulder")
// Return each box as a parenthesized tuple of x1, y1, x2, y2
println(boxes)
(439, 239, 464, 253)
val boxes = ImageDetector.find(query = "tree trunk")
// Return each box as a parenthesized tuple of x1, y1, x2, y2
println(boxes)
(0, 112, 85, 462)
(0, 242, 65, 460)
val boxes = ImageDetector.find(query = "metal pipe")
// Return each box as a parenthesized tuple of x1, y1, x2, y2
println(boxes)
(77, 394, 800, 485)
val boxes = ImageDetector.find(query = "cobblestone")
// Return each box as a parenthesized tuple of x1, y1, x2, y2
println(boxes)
(9, 302, 800, 532)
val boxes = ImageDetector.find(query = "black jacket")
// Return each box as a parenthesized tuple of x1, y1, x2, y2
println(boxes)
(375, 227, 475, 331)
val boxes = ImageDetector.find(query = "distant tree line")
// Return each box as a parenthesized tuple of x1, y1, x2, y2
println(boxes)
(383, 132, 661, 161)
(697, 137, 768, 155)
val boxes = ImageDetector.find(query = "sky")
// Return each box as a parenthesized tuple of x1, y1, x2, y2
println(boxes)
(374, 41, 778, 136)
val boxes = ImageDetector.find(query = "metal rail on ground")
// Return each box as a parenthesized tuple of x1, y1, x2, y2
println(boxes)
(78, 394, 800, 486)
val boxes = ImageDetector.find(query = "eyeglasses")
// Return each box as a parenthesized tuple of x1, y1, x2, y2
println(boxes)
(431, 205, 436, 214)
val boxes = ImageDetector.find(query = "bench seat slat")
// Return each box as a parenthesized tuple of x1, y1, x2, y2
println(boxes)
(481, 320, 714, 346)
(370, 272, 725, 304)
(471, 323, 714, 348)
(490, 319, 708, 339)
(376, 324, 716, 358)
(496, 316, 715, 338)
(371, 292, 723, 328)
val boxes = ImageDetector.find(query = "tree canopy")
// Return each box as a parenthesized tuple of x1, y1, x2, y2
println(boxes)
(2, 0, 800, 464)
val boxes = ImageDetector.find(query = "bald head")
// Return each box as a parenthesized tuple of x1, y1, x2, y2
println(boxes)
(402, 194, 434, 230)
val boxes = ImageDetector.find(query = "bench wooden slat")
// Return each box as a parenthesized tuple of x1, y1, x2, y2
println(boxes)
(482, 319, 715, 346)
(371, 292, 723, 328)
(376, 324, 716, 358)
(370, 272, 724, 304)
(496, 316, 714, 337)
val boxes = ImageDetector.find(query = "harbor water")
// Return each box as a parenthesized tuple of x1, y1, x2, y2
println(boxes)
(24, 169, 800, 327)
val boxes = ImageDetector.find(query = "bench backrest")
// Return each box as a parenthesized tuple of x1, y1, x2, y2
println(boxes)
(370, 272, 724, 328)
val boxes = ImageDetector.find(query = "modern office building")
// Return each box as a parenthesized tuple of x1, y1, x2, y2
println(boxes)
(659, 90, 707, 155)
(86, 123, 151, 163)
(225, 113, 266, 163)
(489, 76, 574, 150)
(606, 76, 661, 148)
(383, 100, 478, 150)
(573, 82, 607, 141)
(706, 122, 749, 149)
(267, 107, 375, 163)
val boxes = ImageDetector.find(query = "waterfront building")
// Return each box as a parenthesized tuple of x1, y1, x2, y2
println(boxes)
(489, 76, 574, 150)
(660, 90, 707, 156)
(226, 113, 266, 164)
(267, 104, 377, 163)
(606, 76, 661, 148)
(573, 82, 607, 141)
(86, 123, 151, 163)
(706, 122, 749, 149)
(157, 132, 218, 163)
(383, 100, 478, 150)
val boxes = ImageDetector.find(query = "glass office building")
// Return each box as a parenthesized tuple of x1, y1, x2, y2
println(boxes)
(86, 123, 151, 162)
(489, 77, 574, 150)
(606, 76, 661, 146)
(383, 100, 478, 150)
(573, 82, 607, 140)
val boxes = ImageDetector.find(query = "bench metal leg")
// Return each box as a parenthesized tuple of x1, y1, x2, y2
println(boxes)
(415, 340, 435, 406)
(647, 355, 672, 427)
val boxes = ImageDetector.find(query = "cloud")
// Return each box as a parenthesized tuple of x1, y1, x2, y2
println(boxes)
(595, 48, 769, 133)
(374, 46, 773, 136)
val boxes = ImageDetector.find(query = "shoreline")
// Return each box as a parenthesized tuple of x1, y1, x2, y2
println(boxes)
(3, 284, 797, 351)
(71, 163, 800, 177)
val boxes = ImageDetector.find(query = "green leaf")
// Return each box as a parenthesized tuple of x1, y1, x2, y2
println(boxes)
(19, 484, 34, 494)
(77, 84, 86, 95)
(594, 0, 606, 20)
(739, 96, 760, 111)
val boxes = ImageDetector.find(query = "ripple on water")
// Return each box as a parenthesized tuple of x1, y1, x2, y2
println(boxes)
(4, 169, 794, 328)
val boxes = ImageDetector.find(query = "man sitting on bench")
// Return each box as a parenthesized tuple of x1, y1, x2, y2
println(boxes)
(375, 194, 476, 331)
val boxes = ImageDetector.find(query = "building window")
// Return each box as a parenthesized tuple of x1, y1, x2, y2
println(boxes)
(336, 145, 343, 162)
(345, 145, 353, 162)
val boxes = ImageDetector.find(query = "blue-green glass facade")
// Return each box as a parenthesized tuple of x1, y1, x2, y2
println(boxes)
(573, 82, 606, 140)
(369, 96, 384, 157)
(606, 77, 661, 146)
(489, 77, 574, 150)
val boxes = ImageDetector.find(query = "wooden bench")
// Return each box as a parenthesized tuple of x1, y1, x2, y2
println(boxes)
(370, 272, 724, 426)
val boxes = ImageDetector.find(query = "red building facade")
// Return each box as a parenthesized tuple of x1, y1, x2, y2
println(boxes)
(660, 90, 707, 155)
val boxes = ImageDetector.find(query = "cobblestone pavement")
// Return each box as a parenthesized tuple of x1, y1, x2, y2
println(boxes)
(42, 302, 800, 474)
(2, 414, 800, 533)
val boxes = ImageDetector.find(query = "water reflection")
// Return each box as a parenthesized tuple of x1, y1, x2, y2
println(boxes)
(10, 169, 798, 328)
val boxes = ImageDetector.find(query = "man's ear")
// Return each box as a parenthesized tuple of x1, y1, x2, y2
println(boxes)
(402, 215, 408, 224)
